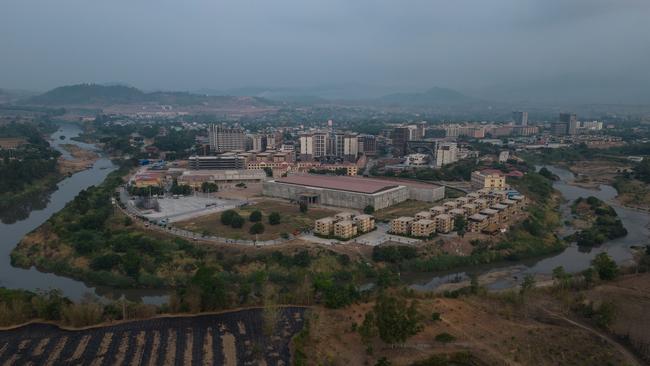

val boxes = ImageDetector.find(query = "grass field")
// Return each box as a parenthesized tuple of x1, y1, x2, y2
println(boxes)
(373, 200, 434, 221)
(174, 199, 338, 240)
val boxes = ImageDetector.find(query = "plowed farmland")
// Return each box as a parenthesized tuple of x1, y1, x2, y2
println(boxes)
(0, 307, 305, 365)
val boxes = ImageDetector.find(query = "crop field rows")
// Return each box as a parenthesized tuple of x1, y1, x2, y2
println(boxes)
(0, 307, 305, 365)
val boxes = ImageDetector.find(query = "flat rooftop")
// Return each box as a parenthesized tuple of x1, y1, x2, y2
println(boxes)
(274, 175, 400, 194)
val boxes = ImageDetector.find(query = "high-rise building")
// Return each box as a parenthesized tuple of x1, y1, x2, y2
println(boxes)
(251, 134, 267, 152)
(299, 132, 328, 160)
(358, 134, 377, 156)
(560, 113, 578, 135)
(512, 111, 528, 126)
(343, 134, 359, 162)
(209, 124, 246, 153)
(435, 142, 458, 168)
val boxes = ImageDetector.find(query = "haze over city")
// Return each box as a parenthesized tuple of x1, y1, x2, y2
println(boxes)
(1, 1, 650, 365)
(2, 0, 650, 103)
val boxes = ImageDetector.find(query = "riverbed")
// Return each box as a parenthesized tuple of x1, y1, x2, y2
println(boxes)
(410, 165, 650, 292)
(0, 122, 169, 304)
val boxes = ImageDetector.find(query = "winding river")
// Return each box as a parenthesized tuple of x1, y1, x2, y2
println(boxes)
(411, 165, 650, 291)
(0, 123, 168, 304)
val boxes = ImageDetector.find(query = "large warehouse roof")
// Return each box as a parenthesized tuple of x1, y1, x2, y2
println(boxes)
(275, 175, 400, 194)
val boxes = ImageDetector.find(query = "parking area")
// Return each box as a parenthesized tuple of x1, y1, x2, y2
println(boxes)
(132, 195, 245, 223)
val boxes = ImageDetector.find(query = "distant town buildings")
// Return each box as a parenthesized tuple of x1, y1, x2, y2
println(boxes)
(435, 142, 458, 167)
(188, 155, 245, 170)
(471, 170, 507, 191)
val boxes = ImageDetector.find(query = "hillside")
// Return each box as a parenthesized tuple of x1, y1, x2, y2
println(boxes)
(378, 86, 477, 105)
(26, 84, 276, 107)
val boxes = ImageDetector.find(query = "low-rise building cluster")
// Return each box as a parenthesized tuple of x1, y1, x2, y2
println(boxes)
(389, 186, 527, 238)
(314, 212, 376, 240)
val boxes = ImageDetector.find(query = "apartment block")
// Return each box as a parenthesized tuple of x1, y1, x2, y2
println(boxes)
(334, 220, 358, 239)
(314, 217, 335, 236)
(353, 214, 376, 233)
(433, 214, 454, 234)
(411, 219, 436, 238)
(390, 216, 414, 235)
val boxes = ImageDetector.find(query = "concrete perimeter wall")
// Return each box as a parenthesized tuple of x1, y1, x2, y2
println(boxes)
(407, 185, 445, 203)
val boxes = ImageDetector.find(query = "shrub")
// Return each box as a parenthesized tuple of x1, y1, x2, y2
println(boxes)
(250, 222, 265, 235)
(220, 210, 237, 225)
(269, 212, 281, 225)
(249, 210, 262, 222)
(435, 332, 456, 343)
(364, 205, 375, 214)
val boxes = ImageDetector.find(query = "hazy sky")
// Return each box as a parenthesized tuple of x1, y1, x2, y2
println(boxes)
(1, 0, 650, 96)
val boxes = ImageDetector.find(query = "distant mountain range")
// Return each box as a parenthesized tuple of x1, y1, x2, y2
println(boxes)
(25, 84, 275, 107)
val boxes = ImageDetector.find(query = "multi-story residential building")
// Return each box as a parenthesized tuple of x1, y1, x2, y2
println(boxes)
(468, 213, 488, 232)
(390, 216, 414, 235)
(334, 212, 354, 221)
(471, 170, 507, 190)
(461, 203, 478, 216)
(353, 214, 375, 233)
(433, 214, 454, 234)
(448, 208, 466, 219)
(435, 142, 458, 167)
(334, 220, 357, 239)
(415, 211, 432, 220)
(209, 124, 246, 153)
(430, 206, 446, 215)
(411, 219, 436, 237)
(314, 217, 335, 236)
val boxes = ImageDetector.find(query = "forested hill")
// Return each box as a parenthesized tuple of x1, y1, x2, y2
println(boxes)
(26, 84, 276, 107)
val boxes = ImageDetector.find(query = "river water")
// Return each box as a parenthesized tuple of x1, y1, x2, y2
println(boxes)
(0, 123, 168, 304)
(411, 165, 650, 291)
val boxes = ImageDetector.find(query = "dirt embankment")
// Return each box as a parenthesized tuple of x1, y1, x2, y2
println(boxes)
(583, 273, 650, 362)
(57, 144, 99, 175)
(301, 292, 641, 365)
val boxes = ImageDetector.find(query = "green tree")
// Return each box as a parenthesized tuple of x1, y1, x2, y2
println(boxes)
(269, 212, 281, 225)
(592, 252, 619, 280)
(249, 210, 262, 222)
(373, 294, 423, 345)
(230, 215, 245, 229)
(220, 209, 237, 225)
(364, 205, 375, 214)
(454, 215, 466, 237)
(299, 201, 308, 213)
(250, 222, 265, 235)
(520, 274, 536, 296)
